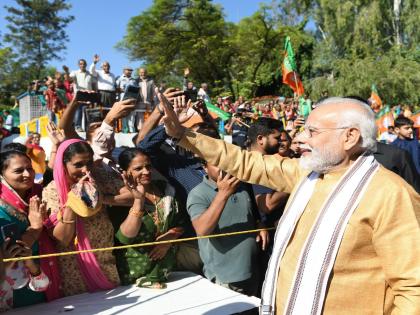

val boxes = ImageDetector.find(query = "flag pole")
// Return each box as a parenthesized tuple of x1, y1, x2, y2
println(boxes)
(293, 71, 299, 98)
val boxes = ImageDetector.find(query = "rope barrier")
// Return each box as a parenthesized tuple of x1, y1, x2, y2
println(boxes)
(3, 227, 276, 263)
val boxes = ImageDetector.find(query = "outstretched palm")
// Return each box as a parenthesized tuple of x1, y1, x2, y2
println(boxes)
(122, 171, 145, 200)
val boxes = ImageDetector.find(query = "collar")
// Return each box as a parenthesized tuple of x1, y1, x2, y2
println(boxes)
(202, 176, 217, 190)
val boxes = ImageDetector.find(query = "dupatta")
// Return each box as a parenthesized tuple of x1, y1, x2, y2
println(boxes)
(49, 139, 115, 292)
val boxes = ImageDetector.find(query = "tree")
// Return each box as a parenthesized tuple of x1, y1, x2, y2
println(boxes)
(4, 0, 74, 79)
(279, 0, 420, 104)
(118, 0, 236, 97)
(230, 4, 313, 98)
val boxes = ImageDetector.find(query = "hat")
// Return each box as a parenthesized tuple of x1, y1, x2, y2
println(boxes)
(124, 66, 133, 71)
(66, 181, 103, 217)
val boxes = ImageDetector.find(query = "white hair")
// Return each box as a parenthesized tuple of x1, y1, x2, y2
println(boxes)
(316, 97, 377, 152)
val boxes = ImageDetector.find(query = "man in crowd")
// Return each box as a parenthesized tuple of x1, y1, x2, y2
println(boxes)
(116, 66, 135, 133)
(197, 83, 210, 103)
(277, 130, 295, 158)
(247, 118, 289, 229)
(90, 54, 117, 108)
(374, 141, 420, 192)
(136, 67, 155, 131)
(391, 116, 420, 174)
(379, 125, 397, 144)
(183, 68, 198, 102)
(187, 126, 267, 296)
(70, 58, 94, 132)
(161, 95, 420, 314)
(225, 109, 250, 148)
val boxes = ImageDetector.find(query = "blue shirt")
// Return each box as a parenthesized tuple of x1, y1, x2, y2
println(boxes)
(138, 125, 205, 236)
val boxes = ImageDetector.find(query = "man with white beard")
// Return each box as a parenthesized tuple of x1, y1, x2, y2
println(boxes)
(160, 96, 420, 315)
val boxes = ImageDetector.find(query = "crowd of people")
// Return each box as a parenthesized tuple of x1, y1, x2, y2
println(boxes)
(0, 57, 419, 314)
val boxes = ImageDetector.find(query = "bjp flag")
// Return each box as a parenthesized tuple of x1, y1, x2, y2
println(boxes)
(282, 36, 304, 96)
(375, 105, 394, 134)
(411, 110, 420, 128)
(369, 84, 382, 113)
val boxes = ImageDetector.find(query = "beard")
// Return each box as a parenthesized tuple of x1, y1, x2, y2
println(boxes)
(299, 142, 345, 174)
(264, 143, 280, 155)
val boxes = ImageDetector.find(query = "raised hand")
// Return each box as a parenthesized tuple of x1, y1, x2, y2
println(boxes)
(173, 95, 186, 115)
(46, 121, 65, 146)
(93, 54, 100, 64)
(104, 99, 136, 125)
(184, 67, 190, 77)
(160, 92, 186, 139)
(122, 171, 145, 200)
(28, 196, 47, 230)
(62, 65, 70, 73)
(162, 88, 184, 106)
(216, 171, 240, 198)
(192, 99, 208, 117)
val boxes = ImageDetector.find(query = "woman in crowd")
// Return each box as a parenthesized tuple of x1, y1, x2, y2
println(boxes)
(42, 139, 120, 296)
(115, 148, 184, 288)
(0, 150, 55, 307)
(26, 133, 47, 178)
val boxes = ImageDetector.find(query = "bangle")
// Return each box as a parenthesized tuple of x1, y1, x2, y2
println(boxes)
(51, 151, 57, 154)
(129, 208, 144, 218)
(60, 217, 75, 224)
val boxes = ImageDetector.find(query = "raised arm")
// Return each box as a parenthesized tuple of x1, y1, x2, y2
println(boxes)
(91, 99, 136, 160)
(160, 94, 301, 193)
(135, 88, 184, 145)
(89, 54, 100, 78)
(58, 92, 82, 140)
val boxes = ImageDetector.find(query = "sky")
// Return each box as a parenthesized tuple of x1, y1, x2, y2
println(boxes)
(0, 0, 265, 76)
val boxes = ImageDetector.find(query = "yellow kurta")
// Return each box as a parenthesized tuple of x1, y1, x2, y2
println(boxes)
(179, 130, 420, 315)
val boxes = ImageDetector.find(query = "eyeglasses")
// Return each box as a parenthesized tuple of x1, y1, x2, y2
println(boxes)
(302, 126, 349, 138)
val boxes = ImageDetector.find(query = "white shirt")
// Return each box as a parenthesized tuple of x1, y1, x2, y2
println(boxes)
(379, 131, 397, 144)
(5, 114, 13, 130)
(198, 88, 210, 102)
(116, 74, 134, 99)
(69, 69, 93, 91)
(90, 63, 116, 91)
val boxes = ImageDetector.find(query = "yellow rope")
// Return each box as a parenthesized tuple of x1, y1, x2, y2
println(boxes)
(3, 227, 275, 262)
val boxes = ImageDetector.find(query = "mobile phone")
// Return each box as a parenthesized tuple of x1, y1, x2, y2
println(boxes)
(78, 91, 101, 104)
(219, 170, 227, 178)
(1, 223, 21, 245)
(123, 85, 140, 101)
(183, 90, 197, 102)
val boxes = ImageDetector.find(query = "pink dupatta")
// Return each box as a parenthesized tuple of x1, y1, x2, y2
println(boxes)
(0, 178, 61, 301)
(49, 139, 115, 292)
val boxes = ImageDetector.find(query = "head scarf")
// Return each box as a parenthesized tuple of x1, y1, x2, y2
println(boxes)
(49, 139, 115, 292)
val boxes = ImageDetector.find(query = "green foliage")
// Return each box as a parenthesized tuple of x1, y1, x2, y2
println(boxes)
(118, 0, 235, 95)
(1, 0, 73, 105)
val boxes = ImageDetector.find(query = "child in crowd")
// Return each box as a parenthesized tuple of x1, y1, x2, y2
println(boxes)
(44, 80, 65, 124)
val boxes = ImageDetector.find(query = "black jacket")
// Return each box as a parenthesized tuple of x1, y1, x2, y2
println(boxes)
(374, 142, 420, 193)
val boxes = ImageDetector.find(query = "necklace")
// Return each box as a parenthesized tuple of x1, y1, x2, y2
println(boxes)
(145, 185, 161, 229)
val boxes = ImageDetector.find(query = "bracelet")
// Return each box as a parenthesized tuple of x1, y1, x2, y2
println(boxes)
(129, 208, 145, 218)
(60, 217, 75, 224)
